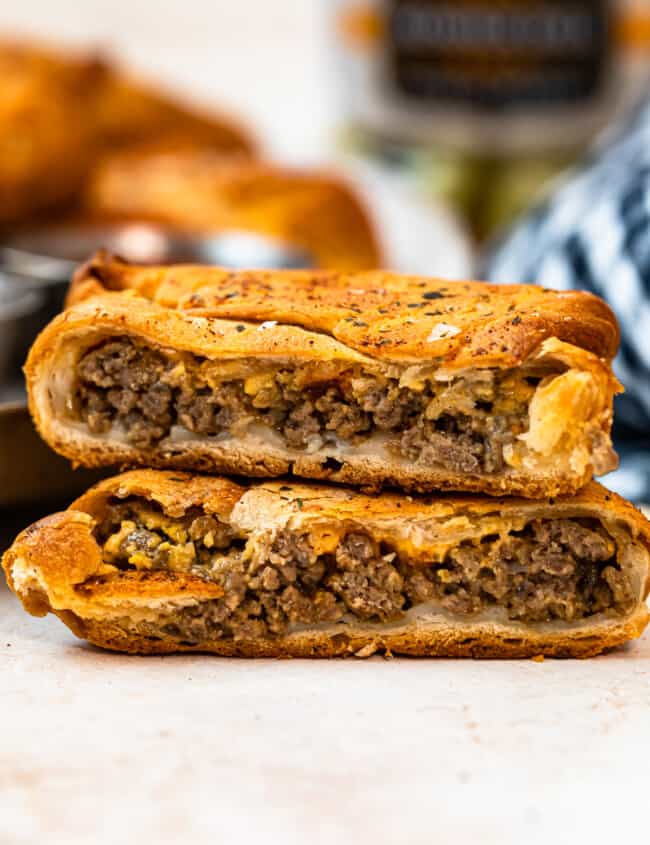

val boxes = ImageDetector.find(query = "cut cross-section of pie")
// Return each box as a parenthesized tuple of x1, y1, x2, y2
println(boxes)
(27, 254, 622, 497)
(3, 471, 649, 658)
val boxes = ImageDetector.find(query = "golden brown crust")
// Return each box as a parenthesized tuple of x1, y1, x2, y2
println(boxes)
(67, 255, 620, 364)
(65, 607, 650, 660)
(3, 472, 650, 659)
(83, 152, 381, 271)
(71, 470, 246, 522)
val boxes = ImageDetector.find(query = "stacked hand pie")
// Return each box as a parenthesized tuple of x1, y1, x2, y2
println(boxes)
(4, 255, 649, 658)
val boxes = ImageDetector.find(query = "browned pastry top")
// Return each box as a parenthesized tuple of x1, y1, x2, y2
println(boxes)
(71, 470, 650, 548)
(68, 253, 620, 367)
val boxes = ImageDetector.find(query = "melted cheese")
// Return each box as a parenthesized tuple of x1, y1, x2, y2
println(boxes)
(304, 514, 527, 565)
(244, 373, 277, 396)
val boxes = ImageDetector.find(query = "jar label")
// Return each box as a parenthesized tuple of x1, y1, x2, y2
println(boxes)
(388, 0, 610, 110)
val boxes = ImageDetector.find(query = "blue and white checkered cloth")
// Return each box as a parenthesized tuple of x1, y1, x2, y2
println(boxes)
(485, 100, 650, 502)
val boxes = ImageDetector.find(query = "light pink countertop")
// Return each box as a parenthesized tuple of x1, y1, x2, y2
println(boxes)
(1, 582, 649, 845)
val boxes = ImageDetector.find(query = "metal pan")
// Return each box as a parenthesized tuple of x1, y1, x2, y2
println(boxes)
(0, 401, 108, 510)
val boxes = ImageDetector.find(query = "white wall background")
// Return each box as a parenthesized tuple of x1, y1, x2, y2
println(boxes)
(0, 0, 336, 162)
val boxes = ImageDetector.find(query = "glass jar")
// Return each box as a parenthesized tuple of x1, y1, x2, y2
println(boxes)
(332, 0, 650, 241)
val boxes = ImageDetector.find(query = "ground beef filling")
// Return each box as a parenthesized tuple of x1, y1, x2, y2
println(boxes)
(93, 503, 635, 642)
(75, 338, 539, 474)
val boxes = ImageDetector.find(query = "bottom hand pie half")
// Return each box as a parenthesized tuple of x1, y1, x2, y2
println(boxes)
(3, 471, 649, 659)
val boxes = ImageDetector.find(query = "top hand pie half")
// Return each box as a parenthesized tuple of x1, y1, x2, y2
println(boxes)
(27, 253, 622, 498)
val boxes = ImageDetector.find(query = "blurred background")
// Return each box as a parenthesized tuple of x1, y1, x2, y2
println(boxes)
(0, 0, 649, 516)
(0, 1, 333, 161)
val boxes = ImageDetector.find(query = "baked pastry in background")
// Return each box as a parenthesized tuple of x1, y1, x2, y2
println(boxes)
(0, 40, 102, 224)
(92, 74, 255, 158)
(0, 36, 379, 269)
(29, 254, 620, 498)
(3, 470, 649, 658)
(83, 150, 381, 270)
(0, 39, 254, 226)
